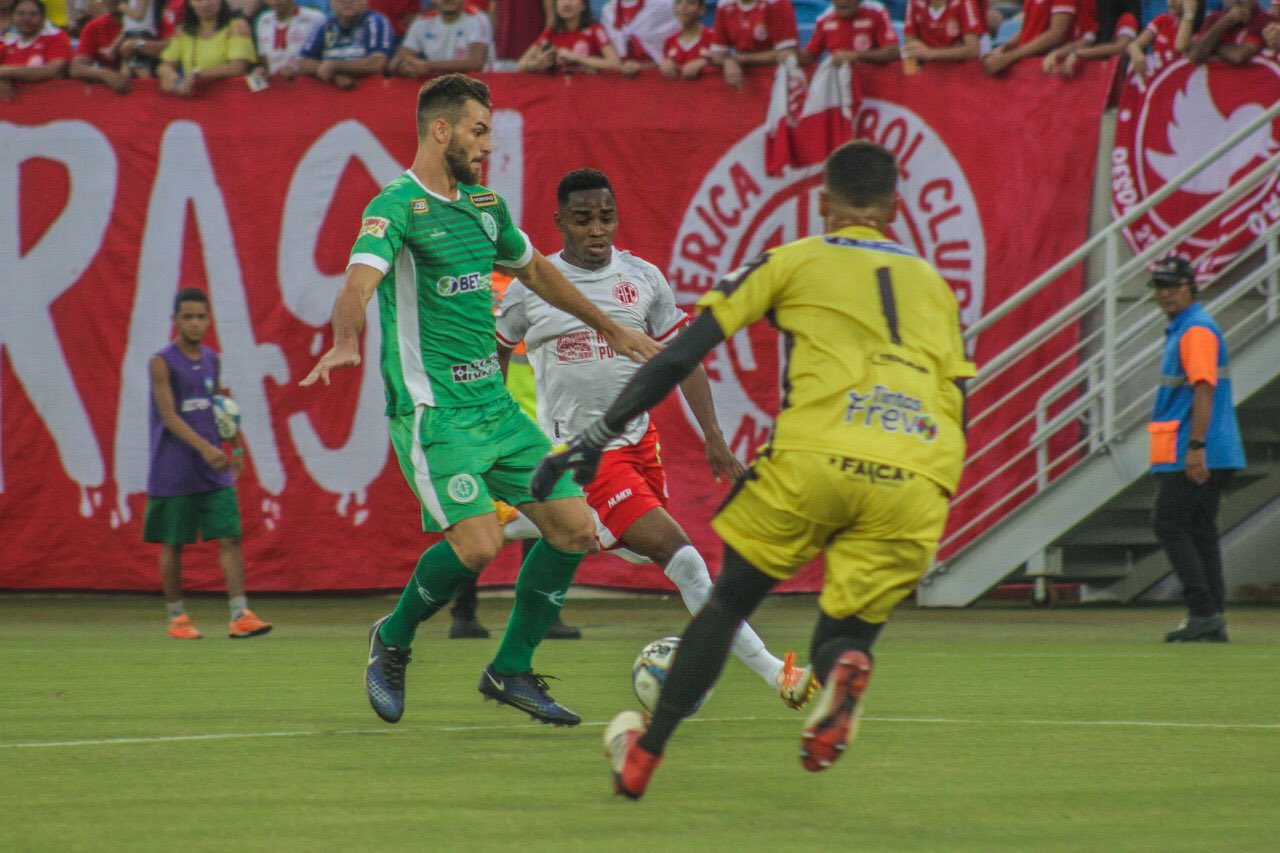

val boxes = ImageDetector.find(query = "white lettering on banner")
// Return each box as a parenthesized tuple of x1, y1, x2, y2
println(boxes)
(281, 120, 399, 524)
(668, 107, 984, 461)
(1113, 59, 1280, 278)
(0, 120, 116, 510)
(112, 121, 289, 525)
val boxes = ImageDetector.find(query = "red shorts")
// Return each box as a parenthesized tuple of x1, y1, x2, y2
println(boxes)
(584, 424, 668, 542)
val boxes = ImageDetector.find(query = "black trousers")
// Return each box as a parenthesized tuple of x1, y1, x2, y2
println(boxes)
(1152, 470, 1233, 617)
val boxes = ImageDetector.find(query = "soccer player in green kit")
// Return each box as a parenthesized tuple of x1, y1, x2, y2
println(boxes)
(301, 74, 659, 726)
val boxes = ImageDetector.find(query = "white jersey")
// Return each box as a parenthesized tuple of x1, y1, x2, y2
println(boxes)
(495, 249, 687, 450)
(401, 10, 493, 67)
(256, 6, 326, 73)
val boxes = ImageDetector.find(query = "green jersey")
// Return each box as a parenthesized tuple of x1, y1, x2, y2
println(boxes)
(349, 171, 533, 413)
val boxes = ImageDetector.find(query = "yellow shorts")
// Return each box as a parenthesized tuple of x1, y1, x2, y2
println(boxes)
(713, 450, 950, 623)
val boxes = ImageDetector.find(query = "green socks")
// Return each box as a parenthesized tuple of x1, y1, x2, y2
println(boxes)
(491, 540, 585, 675)
(380, 541, 475, 648)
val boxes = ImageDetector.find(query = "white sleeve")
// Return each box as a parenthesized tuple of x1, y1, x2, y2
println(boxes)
(401, 18, 428, 56)
(647, 269, 688, 341)
(494, 281, 530, 348)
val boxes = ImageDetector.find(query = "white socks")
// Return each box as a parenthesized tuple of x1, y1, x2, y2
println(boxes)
(663, 545, 784, 686)
(229, 595, 248, 621)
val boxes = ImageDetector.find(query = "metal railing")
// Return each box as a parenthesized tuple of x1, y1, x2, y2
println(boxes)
(924, 98, 1280, 583)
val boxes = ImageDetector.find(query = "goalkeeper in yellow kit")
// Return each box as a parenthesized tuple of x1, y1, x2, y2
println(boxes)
(532, 140, 976, 799)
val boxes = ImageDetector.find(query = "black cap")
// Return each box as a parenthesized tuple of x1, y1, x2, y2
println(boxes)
(1149, 255, 1195, 288)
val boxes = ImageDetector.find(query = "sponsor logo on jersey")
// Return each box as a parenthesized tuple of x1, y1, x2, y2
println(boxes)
(436, 271, 491, 297)
(828, 456, 913, 485)
(844, 385, 937, 442)
(450, 354, 499, 383)
(180, 398, 212, 412)
(554, 330, 616, 364)
(360, 216, 390, 239)
(469, 192, 499, 207)
(411, 198, 429, 214)
(1113, 58, 1280, 278)
(606, 488, 633, 508)
(446, 473, 479, 503)
(613, 281, 640, 306)
(480, 211, 498, 241)
(668, 105, 984, 461)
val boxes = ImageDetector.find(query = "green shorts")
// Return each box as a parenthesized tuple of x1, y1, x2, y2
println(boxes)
(390, 395, 583, 533)
(142, 487, 242, 545)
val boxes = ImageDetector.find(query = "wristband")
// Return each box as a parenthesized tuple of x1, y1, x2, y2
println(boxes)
(1188, 439, 1206, 450)
(580, 420, 618, 451)
(233, 448, 245, 456)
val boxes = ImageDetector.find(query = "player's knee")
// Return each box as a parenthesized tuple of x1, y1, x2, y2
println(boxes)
(451, 539, 502, 570)
(548, 515, 597, 553)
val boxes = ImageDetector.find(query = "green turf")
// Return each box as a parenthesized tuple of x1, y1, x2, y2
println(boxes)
(2, 594, 1278, 851)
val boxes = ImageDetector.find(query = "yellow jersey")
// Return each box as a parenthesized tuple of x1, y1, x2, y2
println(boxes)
(697, 224, 975, 494)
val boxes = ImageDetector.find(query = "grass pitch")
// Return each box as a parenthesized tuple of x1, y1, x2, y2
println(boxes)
(2, 594, 1278, 851)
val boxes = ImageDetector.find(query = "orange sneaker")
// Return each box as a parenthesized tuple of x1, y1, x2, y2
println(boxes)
(228, 609, 273, 639)
(168, 613, 202, 640)
(603, 710, 662, 799)
(777, 651, 820, 710)
(492, 500, 519, 525)
(800, 650, 873, 772)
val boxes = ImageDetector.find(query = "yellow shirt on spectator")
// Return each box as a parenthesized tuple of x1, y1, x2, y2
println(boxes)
(160, 26, 257, 72)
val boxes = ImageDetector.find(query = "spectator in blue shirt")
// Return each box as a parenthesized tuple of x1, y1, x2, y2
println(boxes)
(297, 0, 391, 87)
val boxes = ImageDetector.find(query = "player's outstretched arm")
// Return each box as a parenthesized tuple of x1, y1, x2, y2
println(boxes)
(531, 312, 726, 499)
(512, 251, 662, 363)
(299, 263, 383, 387)
(677, 365, 746, 483)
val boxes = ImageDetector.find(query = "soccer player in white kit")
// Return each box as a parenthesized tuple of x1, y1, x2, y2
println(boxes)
(495, 168, 818, 708)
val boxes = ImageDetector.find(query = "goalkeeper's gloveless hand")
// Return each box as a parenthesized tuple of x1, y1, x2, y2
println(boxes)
(531, 437, 603, 501)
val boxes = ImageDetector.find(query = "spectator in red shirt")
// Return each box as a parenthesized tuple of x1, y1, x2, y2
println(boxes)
(0, 0, 73, 102)
(1187, 0, 1273, 64)
(517, 0, 622, 73)
(1127, 0, 1198, 75)
(1263, 17, 1279, 56)
(982, 0, 1076, 74)
(368, 0, 414, 40)
(902, 0, 984, 64)
(69, 0, 133, 91)
(601, 0, 679, 76)
(660, 0, 712, 78)
(1043, 0, 1139, 75)
(710, 0, 798, 87)
(800, 0, 898, 65)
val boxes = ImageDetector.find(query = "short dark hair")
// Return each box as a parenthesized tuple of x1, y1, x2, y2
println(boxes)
(180, 0, 231, 35)
(14, 0, 46, 16)
(824, 141, 898, 208)
(416, 74, 491, 138)
(556, 168, 613, 207)
(551, 0, 595, 31)
(174, 288, 209, 314)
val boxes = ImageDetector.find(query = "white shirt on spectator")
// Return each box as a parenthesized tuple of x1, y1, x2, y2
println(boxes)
(256, 5, 327, 73)
(401, 9, 493, 68)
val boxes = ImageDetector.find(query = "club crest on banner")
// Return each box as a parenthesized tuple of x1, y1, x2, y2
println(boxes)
(1113, 58, 1280, 279)
(668, 102, 985, 461)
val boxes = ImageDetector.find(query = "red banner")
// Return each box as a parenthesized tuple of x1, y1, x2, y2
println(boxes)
(0, 64, 1109, 592)
(1113, 57, 1280, 279)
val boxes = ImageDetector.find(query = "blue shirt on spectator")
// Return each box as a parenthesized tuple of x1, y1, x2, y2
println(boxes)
(301, 10, 395, 61)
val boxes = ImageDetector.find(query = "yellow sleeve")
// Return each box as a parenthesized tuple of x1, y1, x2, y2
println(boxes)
(160, 35, 184, 64)
(228, 31, 258, 64)
(694, 252, 785, 338)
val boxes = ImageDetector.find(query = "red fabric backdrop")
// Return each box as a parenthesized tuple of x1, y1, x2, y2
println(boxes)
(0, 64, 1109, 592)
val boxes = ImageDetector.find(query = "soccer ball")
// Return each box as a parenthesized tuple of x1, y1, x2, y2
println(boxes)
(212, 394, 240, 440)
(631, 636, 709, 715)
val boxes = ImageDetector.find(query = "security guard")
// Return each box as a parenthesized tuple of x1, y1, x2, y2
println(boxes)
(1147, 256, 1245, 642)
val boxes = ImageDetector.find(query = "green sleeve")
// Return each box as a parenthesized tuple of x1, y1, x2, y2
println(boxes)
(492, 197, 532, 267)
(349, 191, 409, 271)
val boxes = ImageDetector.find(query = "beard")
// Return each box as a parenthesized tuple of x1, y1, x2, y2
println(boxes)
(444, 138, 480, 185)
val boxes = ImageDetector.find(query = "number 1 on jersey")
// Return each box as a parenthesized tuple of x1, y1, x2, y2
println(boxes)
(875, 266, 901, 344)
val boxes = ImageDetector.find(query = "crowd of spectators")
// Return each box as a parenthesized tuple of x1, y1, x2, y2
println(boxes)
(0, 0, 1276, 100)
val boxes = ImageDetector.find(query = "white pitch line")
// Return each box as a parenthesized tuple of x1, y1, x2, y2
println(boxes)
(4, 714, 1277, 750)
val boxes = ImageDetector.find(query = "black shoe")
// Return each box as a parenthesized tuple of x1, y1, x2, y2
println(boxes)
(366, 615, 411, 723)
(1164, 613, 1226, 643)
(544, 617, 582, 640)
(478, 665, 581, 726)
(449, 617, 490, 639)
